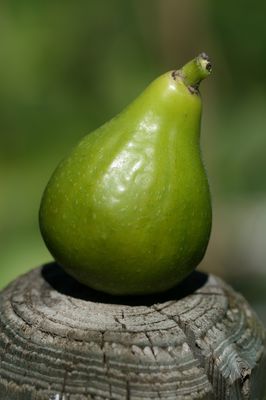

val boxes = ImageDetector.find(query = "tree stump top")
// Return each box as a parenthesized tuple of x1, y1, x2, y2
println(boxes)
(0, 263, 265, 399)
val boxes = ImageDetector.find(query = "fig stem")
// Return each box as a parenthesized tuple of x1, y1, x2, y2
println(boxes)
(179, 53, 212, 88)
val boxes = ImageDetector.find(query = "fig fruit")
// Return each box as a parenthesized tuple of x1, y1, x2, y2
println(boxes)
(39, 53, 212, 295)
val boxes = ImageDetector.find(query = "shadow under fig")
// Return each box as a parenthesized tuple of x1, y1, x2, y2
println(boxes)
(42, 262, 208, 306)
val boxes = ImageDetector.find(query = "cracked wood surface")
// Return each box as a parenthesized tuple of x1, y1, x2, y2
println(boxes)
(0, 262, 265, 400)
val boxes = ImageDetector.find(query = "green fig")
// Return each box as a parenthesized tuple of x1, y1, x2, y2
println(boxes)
(39, 53, 212, 295)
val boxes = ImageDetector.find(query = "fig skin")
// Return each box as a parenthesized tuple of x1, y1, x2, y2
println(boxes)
(39, 54, 212, 295)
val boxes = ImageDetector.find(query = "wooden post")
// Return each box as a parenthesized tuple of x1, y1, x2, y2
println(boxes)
(0, 262, 265, 399)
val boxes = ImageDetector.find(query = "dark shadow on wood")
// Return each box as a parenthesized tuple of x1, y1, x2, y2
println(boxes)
(41, 262, 208, 306)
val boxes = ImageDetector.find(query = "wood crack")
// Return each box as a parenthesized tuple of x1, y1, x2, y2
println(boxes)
(144, 332, 157, 360)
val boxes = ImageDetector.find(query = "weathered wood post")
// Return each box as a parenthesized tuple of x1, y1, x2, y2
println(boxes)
(0, 262, 265, 399)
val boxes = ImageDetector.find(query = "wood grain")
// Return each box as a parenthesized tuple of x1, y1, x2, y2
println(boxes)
(0, 263, 265, 399)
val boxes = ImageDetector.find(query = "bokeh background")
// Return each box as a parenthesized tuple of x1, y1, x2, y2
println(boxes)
(0, 0, 265, 323)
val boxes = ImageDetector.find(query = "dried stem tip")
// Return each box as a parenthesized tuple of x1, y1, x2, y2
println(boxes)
(178, 53, 212, 88)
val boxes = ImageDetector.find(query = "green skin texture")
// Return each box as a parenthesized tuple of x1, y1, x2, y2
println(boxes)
(39, 60, 212, 295)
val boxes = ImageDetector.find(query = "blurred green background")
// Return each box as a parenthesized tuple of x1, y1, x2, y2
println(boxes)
(0, 0, 265, 322)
